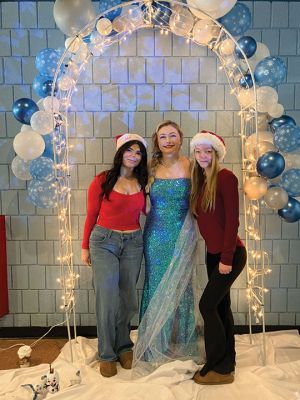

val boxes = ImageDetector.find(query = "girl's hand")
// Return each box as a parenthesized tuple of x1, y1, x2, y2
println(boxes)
(81, 249, 91, 267)
(219, 262, 232, 274)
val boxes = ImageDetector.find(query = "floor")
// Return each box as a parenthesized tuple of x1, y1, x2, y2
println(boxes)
(0, 330, 300, 400)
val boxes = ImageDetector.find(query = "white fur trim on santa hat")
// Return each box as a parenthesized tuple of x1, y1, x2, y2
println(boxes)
(190, 131, 226, 161)
(116, 133, 148, 150)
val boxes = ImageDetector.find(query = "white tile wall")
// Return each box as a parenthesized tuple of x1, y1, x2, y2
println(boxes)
(0, 1, 299, 329)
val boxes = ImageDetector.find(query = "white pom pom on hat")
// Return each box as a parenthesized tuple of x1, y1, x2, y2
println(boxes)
(115, 133, 148, 150)
(190, 130, 227, 161)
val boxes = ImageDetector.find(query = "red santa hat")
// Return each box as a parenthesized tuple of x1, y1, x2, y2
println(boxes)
(190, 130, 226, 161)
(115, 133, 148, 150)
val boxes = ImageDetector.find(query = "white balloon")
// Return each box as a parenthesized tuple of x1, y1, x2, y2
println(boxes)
(13, 130, 45, 161)
(219, 38, 235, 56)
(21, 124, 32, 132)
(96, 18, 112, 36)
(192, 19, 220, 45)
(187, 0, 237, 19)
(256, 140, 277, 158)
(248, 42, 270, 70)
(65, 36, 82, 53)
(245, 131, 274, 159)
(43, 96, 60, 113)
(72, 43, 89, 64)
(169, 8, 194, 36)
(257, 113, 269, 130)
(267, 103, 284, 118)
(237, 88, 255, 108)
(58, 75, 75, 91)
(257, 86, 278, 113)
(11, 156, 32, 180)
(284, 151, 300, 169)
(112, 16, 127, 33)
(264, 186, 288, 210)
(30, 111, 55, 135)
(53, 0, 96, 36)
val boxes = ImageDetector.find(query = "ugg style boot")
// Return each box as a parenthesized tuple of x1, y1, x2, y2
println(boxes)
(193, 370, 234, 385)
(99, 361, 117, 377)
(119, 351, 133, 369)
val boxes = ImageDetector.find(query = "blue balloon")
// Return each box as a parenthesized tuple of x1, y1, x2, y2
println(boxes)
(239, 74, 253, 88)
(280, 168, 300, 197)
(42, 132, 66, 160)
(35, 48, 61, 77)
(29, 156, 55, 182)
(28, 179, 57, 209)
(12, 98, 39, 125)
(33, 74, 56, 98)
(269, 115, 296, 133)
(274, 124, 300, 153)
(254, 56, 287, 87)
(218, 3, 251, 36)
(235, 36, 257, 59)
(256, 151, 285, 179)
(256, 152, 284, 178)
(278, 196, 300, 223)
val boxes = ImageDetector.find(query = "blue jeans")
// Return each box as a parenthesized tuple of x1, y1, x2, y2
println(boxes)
(89, 225, 143, 361)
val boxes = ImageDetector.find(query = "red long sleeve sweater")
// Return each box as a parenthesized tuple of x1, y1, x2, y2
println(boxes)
(196, 169, 244, 265)
(82, 172, 145, 249)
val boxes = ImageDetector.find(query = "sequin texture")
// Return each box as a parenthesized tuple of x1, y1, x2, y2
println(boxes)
(140, 178, 191, 317)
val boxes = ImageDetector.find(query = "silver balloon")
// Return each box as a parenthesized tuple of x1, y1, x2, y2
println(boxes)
(53, 0, 96, 36)
(11, 156, 32, 180)
(244, 176, 268, 200)
(264, 186, 288, 209)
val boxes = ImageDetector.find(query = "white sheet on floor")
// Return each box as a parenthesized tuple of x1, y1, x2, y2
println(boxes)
(1, 330, 300, 400)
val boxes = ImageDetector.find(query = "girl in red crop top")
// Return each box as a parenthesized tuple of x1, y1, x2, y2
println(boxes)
(190, 131, 247, 385)
(81, 133, 148, 377)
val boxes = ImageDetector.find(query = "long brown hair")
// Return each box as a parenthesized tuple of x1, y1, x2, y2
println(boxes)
(147, 120, 183, 191)
(190, 148, 220, 215)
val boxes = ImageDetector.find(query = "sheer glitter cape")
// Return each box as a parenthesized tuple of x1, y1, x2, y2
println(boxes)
(132, 212, 203, 378)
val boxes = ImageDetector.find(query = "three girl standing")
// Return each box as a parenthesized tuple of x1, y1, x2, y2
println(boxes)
(82, 124, 246, 385)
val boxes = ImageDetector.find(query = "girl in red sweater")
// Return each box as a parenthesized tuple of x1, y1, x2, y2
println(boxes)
(81, 133, 148, 378)
(190, 130, 247, 385)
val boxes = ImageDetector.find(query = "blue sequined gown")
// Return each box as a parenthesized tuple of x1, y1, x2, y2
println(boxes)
(140, 178, 196, 340)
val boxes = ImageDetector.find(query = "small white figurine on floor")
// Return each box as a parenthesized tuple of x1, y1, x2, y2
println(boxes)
(70, 370, 81, 386)
(21, 381, 47, 400)
(42, 364, 59, 394)
(18, 345, 32, 367)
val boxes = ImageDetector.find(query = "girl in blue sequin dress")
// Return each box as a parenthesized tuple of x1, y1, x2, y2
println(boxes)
(133, 121, 202, 376)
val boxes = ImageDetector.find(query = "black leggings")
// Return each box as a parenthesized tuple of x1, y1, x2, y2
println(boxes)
(199, 246, 247, 376)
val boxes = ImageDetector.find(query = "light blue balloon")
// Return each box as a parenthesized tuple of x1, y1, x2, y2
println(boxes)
(218, 3, 251, 36)
(273, 124, 300, 153)
(278, 196, 300, 223)
(29, 156, 55, 182)
(280, 168, 300, 197)
(99, 0, 122, 20)
(28, 179, 57, 209)
(35, 48, 60, 77)
(254, 56, 286, 87)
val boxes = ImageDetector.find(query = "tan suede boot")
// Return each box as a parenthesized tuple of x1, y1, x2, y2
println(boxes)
(99, 361, 117, 377)
(119, 351, 133, 369)
(193, 370, 234, 385)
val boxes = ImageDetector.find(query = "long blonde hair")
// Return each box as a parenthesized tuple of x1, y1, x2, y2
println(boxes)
(147, 120, 183, 191)
(190, 149, 220, 215)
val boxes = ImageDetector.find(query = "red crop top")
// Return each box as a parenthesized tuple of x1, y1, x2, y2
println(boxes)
(82, 172, 146, 249)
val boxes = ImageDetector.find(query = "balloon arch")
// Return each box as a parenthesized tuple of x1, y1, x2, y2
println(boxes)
(13, 0, 299, 361)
